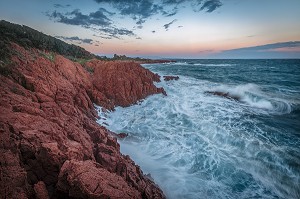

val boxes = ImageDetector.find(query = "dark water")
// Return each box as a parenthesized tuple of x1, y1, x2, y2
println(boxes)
(97, 59, 300, 199)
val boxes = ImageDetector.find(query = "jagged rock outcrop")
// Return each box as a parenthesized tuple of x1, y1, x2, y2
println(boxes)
(163, 76, 179, 81)
(0, 43, 166, 199)
(87, 60, 166, 107)
(205, 91, 241, 101)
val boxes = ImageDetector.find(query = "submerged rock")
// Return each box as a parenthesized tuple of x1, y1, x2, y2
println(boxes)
(116, 132, 129, 139)
(163, 75, 179, 81)
(205, 91, 241, 101)
(0, 43, 165, 199)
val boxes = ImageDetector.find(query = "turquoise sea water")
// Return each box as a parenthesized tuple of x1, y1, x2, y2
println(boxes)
(97, 59, 300, 199)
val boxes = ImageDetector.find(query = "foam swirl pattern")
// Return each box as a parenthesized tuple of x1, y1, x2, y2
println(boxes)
(98, 59, 300, 199)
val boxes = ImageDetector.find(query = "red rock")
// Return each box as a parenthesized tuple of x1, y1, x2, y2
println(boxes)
(109, 131, 129, 139)
(163, 75, 179, 81)
(34, 181, 50, 199)
(117, 132, 129, 138)
(0, 44, 165, 199)
(57, 160, 141, 199)
(87, 60, 166, 107)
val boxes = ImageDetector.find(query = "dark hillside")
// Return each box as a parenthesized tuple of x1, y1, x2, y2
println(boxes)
(0, 20, 95, 61)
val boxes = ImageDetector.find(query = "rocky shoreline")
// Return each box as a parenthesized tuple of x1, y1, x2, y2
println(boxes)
(0, 43, 168, 198)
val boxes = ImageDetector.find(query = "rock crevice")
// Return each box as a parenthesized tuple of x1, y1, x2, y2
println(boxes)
(0, 44, 166, 199)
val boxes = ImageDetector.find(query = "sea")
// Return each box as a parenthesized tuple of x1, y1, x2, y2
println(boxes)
(96, 59, 300, 199)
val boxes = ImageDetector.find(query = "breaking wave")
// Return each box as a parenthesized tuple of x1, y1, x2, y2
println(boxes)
(97, 60, 300, 199)
(210, 83, 293, 114)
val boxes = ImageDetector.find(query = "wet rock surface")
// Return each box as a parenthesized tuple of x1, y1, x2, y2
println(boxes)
(163, 76, 179, 81)
(205, 91, 241, 101)
(0, 44, 165, 199)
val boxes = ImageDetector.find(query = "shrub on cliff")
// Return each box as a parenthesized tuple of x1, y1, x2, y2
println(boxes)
(0, 20, 96, 61)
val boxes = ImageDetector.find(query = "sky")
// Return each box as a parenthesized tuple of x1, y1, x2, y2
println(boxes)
(0, 0, 300, 59)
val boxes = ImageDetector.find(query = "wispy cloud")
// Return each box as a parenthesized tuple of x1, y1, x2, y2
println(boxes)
(53, 4, 71, 9)
(96, 27, 135, 39)
(94, 0, 163, 27)
(47, 8, 134, 39)
(48, 9, 112, 26)
(226, 41, 300, 52)
(199, 0, 222, 13)
(93, 34, 113, 40)
(162, 0, 187, 4)
(56, 36, 94, 44)
(198, 49, 216, 54)
(213, 41, 300, 58)
(93, 0, 223, 26)
(163, 19, 177, 31)
(47, 0, 224, 40)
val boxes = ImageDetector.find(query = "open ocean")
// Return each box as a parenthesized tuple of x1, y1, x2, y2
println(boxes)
(97, 59, 300, 199)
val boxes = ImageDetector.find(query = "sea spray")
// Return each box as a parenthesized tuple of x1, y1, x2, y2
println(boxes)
(97, 59, 300, 199)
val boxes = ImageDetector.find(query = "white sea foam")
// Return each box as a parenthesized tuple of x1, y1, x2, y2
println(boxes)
(210, 83, 293, 114)
(192, 63, 234, 67)
(97, 68, 299, 198)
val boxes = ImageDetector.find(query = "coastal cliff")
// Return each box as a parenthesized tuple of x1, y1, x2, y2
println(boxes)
(0, 42, 166, 198)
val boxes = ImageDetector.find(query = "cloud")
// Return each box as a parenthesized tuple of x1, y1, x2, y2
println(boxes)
(48, 8, 134, 39)
(54, 4, 71, 8)
(226, 41, 300, 52)
(152, 30, 156, 33)
(161, 0, 187, 17)
(94, 0, 163, 27)
(50, 8, 113, 26)
(162, 0, 187, 4)
(95, 27, 135, 39)
(198, 49, 216, 53)
(56, 36, 94, 44)
(178, 25, 183, 28)
(47, 0, 224, 40)
(212, 41, 300, 58)
(163, 10, 178, 17)
(199, 0, 222, 12)
(93, 34, 113, 40)
(163, 19, 177, 30)
(92, 8, 115, 16)
(93, 0, 223, 25)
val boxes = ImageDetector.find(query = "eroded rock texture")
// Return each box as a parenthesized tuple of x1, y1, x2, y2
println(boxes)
(87, 60, 166, 107)
(0, 43, 165, 199)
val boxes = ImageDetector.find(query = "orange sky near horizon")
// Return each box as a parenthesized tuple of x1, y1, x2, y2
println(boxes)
(0, 0, 300, 58)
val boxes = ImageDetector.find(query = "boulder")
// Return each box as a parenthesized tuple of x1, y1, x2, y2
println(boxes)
(205, 91, 241, 101)
(163, 75, 179, 81)
(0, 44, 165, 199)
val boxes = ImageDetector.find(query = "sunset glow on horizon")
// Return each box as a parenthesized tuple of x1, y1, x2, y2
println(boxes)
(1, 0, 300, 58)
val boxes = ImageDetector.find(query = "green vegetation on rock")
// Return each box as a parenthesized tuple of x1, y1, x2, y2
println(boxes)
(0, 20, 166, 76)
